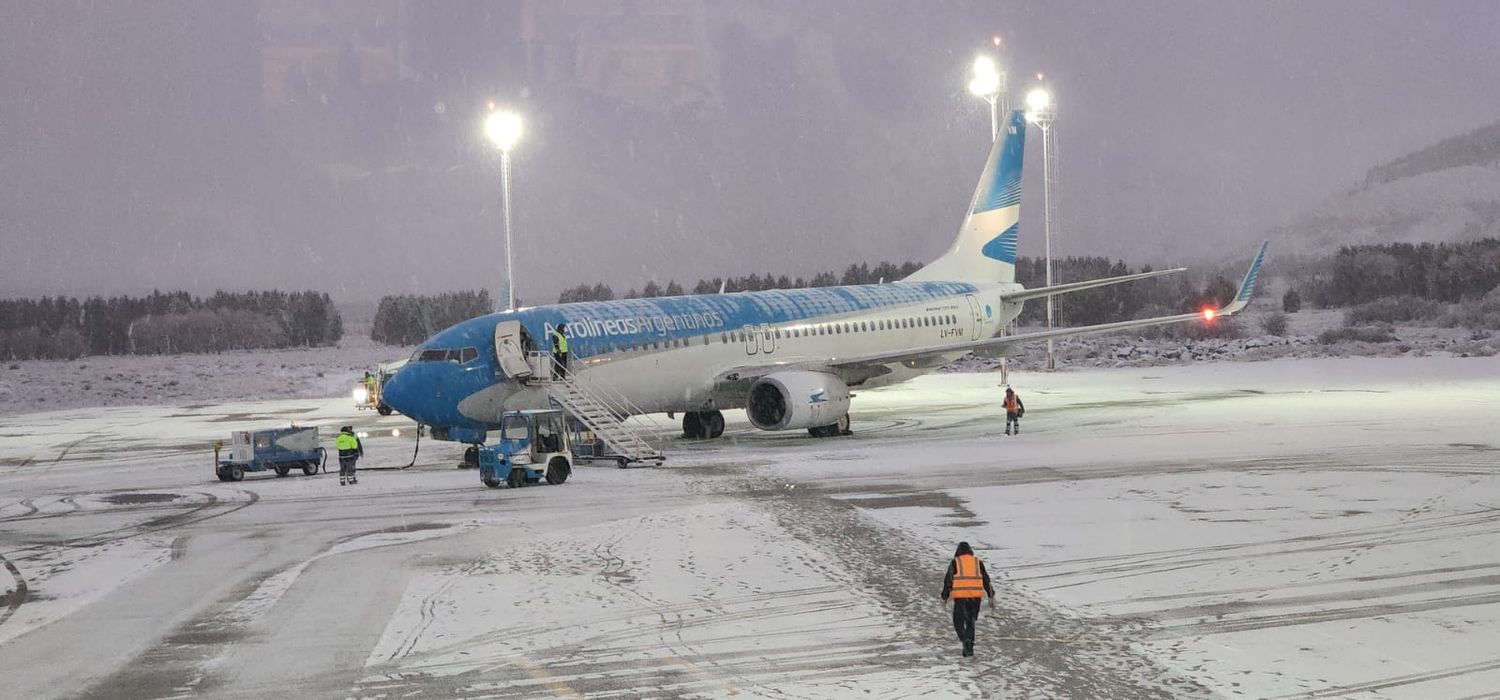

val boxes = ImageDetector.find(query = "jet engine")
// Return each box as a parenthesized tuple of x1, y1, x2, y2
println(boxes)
(746, 371, 851, 432)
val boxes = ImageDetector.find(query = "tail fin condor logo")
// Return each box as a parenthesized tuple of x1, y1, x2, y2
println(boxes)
(980, 223, 1020, 264)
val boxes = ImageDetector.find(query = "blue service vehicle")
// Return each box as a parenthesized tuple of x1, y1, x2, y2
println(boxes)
(477, 410, 573, 489)
(215, 426, 326, 481)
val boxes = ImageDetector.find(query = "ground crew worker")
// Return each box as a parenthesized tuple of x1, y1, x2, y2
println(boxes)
(1002, 386, 1025, 436)
(550, 323, 569, 379)
(336, 425, 363, 485)
(362, 372, 377, 404)
(941, 541, 995, 657)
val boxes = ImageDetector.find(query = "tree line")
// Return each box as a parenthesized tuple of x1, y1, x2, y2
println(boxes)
(0, 290, 342, 361)
(370, 290, 493, 346)
(1297, 238, 1500, 308)
(556, 257, 1229, 325)
(555, 261, 927, 304)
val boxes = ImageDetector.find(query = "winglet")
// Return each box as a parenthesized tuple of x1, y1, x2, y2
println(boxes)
(1219, 240, 1269, 316)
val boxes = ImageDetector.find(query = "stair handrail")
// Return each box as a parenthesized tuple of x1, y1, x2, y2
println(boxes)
(527, 352, 664, 458)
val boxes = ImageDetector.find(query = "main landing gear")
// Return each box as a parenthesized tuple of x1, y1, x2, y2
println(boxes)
(682, 410, 726, 439)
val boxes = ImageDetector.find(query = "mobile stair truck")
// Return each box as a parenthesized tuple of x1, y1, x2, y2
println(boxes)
(214, 426, 326, 481)
(476, 410, 573, 489)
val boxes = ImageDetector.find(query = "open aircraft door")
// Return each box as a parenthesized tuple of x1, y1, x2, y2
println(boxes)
(494, 320, 533, 381)
(965, 295, 985, 340)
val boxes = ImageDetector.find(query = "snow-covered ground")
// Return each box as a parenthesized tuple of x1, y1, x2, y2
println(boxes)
(2, 356, 1498, 698)
(0, 334, 409, 414)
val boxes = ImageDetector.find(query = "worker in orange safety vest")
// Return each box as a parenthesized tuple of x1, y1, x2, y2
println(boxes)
(941, 541, 996, 657)
(1001, 386, 1025, 436)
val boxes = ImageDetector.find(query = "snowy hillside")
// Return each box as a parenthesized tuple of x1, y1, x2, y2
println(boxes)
(1271, 120, 1500, 253)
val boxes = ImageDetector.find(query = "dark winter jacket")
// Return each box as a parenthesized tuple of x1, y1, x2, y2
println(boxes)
(941, 542, 996, 600)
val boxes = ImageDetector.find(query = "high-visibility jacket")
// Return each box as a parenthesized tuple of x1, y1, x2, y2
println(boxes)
(1003, 394, 1022, 414)
(551, 329, 568, 354)
(950, 554, 986, 599)
(335, 432, 361, 458)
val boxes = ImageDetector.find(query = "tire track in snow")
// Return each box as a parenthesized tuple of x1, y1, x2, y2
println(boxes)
(0, 553, 27, 631)
(1266, 656, 1500, 699)
(750, 473, 1211, 699)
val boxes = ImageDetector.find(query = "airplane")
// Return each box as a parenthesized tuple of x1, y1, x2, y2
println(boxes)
(381, 109, 1267, 446)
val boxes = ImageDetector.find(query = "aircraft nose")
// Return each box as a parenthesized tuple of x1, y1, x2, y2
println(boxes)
(381, 367, 420, 420)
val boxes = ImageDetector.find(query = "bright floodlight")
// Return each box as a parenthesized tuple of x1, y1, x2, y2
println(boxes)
(968, 55, 1000, 97)
(1025, 87, 1051, 113)
(484, 110, 524, 152)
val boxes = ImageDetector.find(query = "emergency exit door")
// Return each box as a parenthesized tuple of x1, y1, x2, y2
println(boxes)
(494, 320, 533, 380)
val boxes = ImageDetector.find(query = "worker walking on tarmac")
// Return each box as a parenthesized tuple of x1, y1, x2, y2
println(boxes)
(551, 323, 570, 380)
(941, 541, 996, 657)
(335, 425, 363, 485)
(1002, 386, 1025, 436)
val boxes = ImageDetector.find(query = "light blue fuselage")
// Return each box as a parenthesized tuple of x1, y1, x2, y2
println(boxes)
(381, 280, 1018, 433)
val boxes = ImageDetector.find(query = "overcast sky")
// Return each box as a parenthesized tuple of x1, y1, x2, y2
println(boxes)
(3, 1, 1499, 303)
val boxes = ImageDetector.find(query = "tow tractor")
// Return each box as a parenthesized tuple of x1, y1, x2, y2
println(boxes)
(214, 426, 325, 481)
(476, 410, 573, 489)
(354, 360, 406, 416)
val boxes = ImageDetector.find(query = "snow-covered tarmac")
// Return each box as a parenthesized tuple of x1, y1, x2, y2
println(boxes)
(2, 356, 1498, 699)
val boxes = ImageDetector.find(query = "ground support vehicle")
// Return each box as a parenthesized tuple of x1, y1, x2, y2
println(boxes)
(476, 410, 573, 488)
(215, 427, 325, 482)
(354, 360, 407, 416)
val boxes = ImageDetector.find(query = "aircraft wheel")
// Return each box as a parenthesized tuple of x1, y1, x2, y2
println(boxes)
(705, 410, 725, 438)
(506, 467, 526, 489)
(545, 457, 571, 485)
(836, 414, 851, 435)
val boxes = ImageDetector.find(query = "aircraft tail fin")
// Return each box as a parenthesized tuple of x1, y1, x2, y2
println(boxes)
(905, 109, 1027, 285)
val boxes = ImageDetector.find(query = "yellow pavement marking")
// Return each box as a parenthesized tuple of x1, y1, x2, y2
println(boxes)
(511, 657, 583, 699)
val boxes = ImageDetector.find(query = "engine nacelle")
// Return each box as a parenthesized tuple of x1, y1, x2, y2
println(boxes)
(746, 371, 851, 431)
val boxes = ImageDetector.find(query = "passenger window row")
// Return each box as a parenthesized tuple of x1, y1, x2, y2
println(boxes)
(584, 312, 966, 356)
(717, 313, 961, 343)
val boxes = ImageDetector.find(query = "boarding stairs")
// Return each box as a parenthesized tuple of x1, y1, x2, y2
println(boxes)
(526, 352, 665, 466)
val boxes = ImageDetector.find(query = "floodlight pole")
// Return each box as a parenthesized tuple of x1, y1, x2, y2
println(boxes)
(1026, 87, 1058, 371)
(969, 46, 1011, 383)
(1042, 119, 1055, 370)
(484, 109, 524, 312)
(500, 148, 515, 312)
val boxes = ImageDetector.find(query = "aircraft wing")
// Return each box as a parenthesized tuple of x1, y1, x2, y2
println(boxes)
(713, 241, 1268, 388)
(996, 266, 1186, 303)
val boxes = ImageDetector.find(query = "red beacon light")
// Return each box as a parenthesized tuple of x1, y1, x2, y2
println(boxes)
(1202, 307, 1218, 322)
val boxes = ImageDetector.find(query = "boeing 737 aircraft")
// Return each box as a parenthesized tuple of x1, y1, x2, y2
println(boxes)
(381, 110, 1267, 448)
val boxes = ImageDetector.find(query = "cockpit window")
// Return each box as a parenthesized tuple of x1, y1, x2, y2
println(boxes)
(411, 347, 479, 363)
